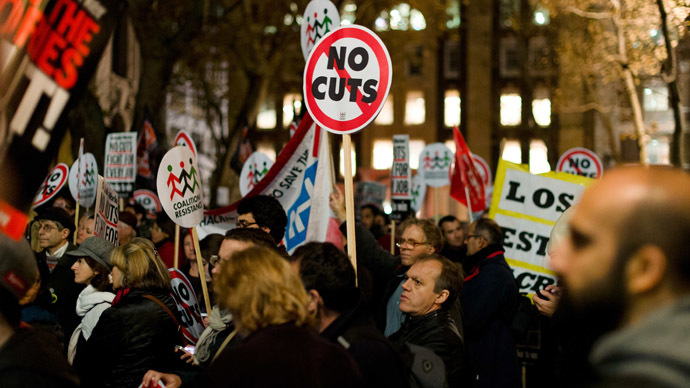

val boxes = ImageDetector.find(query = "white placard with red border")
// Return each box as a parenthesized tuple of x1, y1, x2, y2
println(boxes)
(132, 189, 162, 216)
(169, 268, 205, 344)
(93, 176, 119, 245)
(239, 152, 274, 196)
(68, 153, 98, 208)
(472, 153, 492, 187)
(33, 164, 70, 208)
(174, 130, 198, 158)
(301, 0, 340, 60)
(556, 147, 603, 179)
(303, 25, 392, 134)
(157, 147, 204, 228)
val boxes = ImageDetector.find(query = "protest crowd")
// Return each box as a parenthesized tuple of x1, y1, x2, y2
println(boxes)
(1, 164, 690, 388)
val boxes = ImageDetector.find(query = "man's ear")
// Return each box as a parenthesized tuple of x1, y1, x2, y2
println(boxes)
(435, 289, 450, 306)
(60, 228, 70, 241)
(260, 226, 271, 236)
(307, 289, 322, 314)
(625, 245, 667, 295)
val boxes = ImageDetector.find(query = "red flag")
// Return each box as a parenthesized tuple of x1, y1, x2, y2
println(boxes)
(136, 117, 158, 179)
(450, 126, 487, 212)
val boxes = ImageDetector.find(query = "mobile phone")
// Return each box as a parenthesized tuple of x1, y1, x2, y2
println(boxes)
(174, 345, 185, 352)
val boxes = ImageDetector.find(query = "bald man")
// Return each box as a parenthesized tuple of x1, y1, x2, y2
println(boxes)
(551, 167, 690, 387)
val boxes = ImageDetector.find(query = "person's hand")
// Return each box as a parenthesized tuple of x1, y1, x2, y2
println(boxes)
(533, 285, 561, 317)
(175, 346, 195, 364)
(329, 186, 346, 223)
(142, 370, 182, 388)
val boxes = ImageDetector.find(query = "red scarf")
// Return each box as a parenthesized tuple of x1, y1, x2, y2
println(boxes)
(112, 288, 131, 306)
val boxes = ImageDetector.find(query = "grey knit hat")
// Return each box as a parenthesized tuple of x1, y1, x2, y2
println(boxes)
(67, 236, 115, 269)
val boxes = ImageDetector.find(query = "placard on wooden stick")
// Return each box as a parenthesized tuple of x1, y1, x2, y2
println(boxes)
(303, 25, 392, 280)
(156, 146, 211, 314)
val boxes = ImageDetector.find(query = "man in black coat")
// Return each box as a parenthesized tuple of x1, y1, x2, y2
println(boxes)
(330, 188, 443, 337)
(292, 242, 409, 388)
(35, 207, 83, 348)
(438, 215, 468, 265)
(462, 218, 520, 388)
(388, 253, 467, 387)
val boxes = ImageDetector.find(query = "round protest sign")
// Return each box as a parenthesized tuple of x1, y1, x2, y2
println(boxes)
(410, 173, 427, 212)
(303, 24, 392, 134)
(556, 147, 603, 179)
(169, 269, 205, 344)
(157, 147, 204, 228)
(239, 152, 274, 196)
(471, 153, 492, 187)
(132, 189, 162, 215)
(174, 130, 197, 158)
(33, 163, 69, 208)
(418, 143, 453, 187)
(68, 153, 98, 208)
(301, 0, 340, 60)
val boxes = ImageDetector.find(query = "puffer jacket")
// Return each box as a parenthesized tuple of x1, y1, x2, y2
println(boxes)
(388, 309, 467, 387)
(75, 287, 184, 388)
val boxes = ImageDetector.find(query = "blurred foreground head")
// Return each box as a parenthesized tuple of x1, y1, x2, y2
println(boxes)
(551, 167, 690, 332)
(0, 234, 38, 327)
(214, 246, 312, 334)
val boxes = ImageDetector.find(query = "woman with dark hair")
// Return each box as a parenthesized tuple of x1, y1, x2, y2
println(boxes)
(77, 238, 186, 387)
(180, 233, 221, 314)
(67, 237, 115, 365)
(151, 212, 183, 268)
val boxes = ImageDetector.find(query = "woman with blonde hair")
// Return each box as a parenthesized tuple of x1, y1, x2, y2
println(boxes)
(143, 245, 363, 388)
(77, 238, 187, 387)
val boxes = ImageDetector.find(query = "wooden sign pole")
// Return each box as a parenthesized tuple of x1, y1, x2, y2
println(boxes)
(434, 187, 440, 224)
(390, 220, 395, 254)
(191, 227, 212, 315)
(73, 202, 80, 245)
(173, 224, 180, 269)
(343, 134, 358, 286)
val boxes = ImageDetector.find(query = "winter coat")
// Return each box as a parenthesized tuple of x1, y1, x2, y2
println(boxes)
(589, 295, 690, 388)
(321, 295, 409, 388)
(198, 323, 364, 388)
(75, 287, 185, 388)
(389, 309, 467, 387)
(0, 328, 79, 388)
(67, 285, 114, 364)
(462, 244, 521, 388)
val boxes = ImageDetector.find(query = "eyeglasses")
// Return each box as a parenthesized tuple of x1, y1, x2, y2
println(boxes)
(236, 220, 258, 229)
(465, 234, 483, 241)
(38, 222, 59, 232)
(209, 255, 221, 267)
(396, 239, 430, 248)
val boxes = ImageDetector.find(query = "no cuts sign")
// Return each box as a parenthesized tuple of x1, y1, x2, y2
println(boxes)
(556, 147, 603, 179)
(303, 25, 392, 134)
(174, 130, 198, 158)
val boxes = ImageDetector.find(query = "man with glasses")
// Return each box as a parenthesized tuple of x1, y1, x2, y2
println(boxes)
(462, 218, 520, 388)
(35, 207, 84, 349)
(236, 195, 288, 255)
(330, 188, 443, 337)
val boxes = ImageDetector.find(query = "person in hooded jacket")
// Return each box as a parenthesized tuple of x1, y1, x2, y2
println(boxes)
(77, 238, 186, 387)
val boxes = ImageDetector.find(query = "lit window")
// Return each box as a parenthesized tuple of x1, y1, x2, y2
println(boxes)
(529, 139, 550, 174)
(646, 137, 670, 164)
(340, 144, 357, 177)
(446, 0, 460, 29)
(643, 87, 668, 111)
(257, 99, 276, 129)
(340, 1, 356, 25)
(375, 95, 394, 125)
(533, 7, 550, 25)
(373, 3, 426, 32)
(409, 140, 426, 169)
(405, 91, 425, 125)
(532, 98, 551, 126)
(373, 140, 393, 169)
(444, 90, 461, 127)
(501, 139, 521, 164)
(500, 93, 522, 126)
(257, 143, 276, 161)
(282, 94, 302, 127)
